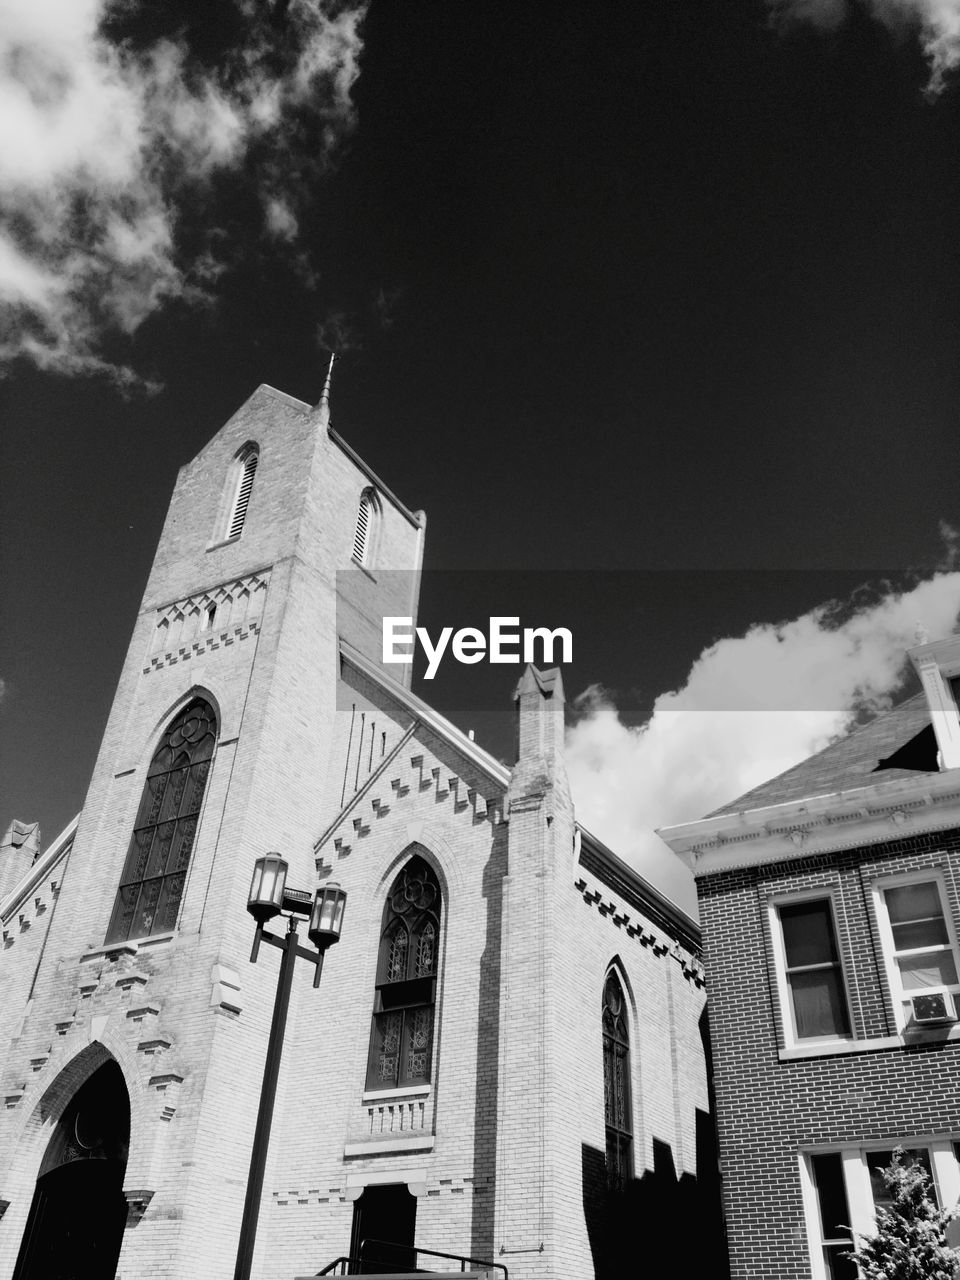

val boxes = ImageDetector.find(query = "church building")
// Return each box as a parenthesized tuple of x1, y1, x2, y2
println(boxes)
(0, 383, 721, 1279)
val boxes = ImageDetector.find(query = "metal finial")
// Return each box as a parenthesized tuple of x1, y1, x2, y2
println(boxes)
(317, 352, 335, 426)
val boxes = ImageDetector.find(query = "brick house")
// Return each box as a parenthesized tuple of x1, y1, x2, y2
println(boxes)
(0, 384, 722, 1279)
(659, 635, 960, 1280)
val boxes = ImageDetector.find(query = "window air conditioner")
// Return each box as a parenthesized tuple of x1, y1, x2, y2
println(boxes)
(910, 992, 956, 1024)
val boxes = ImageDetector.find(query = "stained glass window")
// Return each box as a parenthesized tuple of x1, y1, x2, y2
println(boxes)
(366, 856, 441, 1089)
(602, 970, 632, 1190)
(105, 699, 216, 944)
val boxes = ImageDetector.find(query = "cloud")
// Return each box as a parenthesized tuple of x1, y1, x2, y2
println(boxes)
(264, 196, 299, 242)
(566, 570, 960, 915)
(0, 0, 367, 386)
(767, 0, 960, 94)
(768, 0, 850, 31)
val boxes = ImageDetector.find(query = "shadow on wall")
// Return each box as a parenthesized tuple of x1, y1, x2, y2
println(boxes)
(582, 1128, 729, 1278)
(470, 824, 509, 1262)
(584, 1006, 730, 1275)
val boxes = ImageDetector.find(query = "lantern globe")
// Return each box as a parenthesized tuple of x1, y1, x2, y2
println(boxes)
(247, 854, 288, 923)
(309, 883, 347, 949)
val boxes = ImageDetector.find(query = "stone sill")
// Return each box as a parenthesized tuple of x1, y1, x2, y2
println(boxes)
(350, 556, 377, 583)
(362, 1085, 431, 1103)
(79, 933, 175, 964)
(343, 1135, 434, 1158)
(779, 1023, 960, 1060)
(206, 535, 241, 554)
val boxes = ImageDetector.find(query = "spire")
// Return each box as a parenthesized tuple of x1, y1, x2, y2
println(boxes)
(316, 351, 336, 428)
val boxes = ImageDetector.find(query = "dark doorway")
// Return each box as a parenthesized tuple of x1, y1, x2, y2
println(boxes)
(349, 1183, 417, 1274)
(13, 1059, 130, 1280)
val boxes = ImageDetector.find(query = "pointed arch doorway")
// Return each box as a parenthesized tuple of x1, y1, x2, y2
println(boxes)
(13, 1059, 130, 1280)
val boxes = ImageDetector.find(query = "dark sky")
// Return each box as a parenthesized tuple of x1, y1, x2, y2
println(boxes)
(3, 2, 960, 896)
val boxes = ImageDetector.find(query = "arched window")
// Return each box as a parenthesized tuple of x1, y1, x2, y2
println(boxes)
(602, 969, 633, 1189)
(227, 445, 259, 540)
(352, 487, 380, 567)
(366, 856, 441, 1089)
(105, 699, 217, 944)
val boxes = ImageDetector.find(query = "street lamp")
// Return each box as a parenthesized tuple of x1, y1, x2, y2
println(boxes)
(233, 857, 347, 1280)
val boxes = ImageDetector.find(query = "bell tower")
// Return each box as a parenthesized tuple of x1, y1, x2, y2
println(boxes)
(0, 381, 425, 1280)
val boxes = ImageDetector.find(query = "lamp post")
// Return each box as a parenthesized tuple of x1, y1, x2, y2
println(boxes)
(233, 856, 347, 1280)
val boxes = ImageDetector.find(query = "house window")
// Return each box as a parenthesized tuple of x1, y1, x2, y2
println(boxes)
(352, 488, 379, 566)
(877, 876, 960, 1027)
(366, 857, 440, 1090)
(809, 1153, 857, 1280)
(776, 898, 851, 1042)
(805, 1142, 957, 1280)
(227, 445, 258, 540)
(602, 969, 633, 1189)
(105, 699, 216, 944)
(866, 1148, 936, 1209)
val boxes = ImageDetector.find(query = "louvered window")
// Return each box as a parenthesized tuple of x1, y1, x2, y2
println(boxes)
(228, 448, 258, 540)
(105, 699, 216, 944)
(602, 970, 633, 1190)
(352, 489, 376, 565)
(366, 856, 441, 1089)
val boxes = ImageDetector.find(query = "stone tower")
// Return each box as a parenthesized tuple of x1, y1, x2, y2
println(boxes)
(0, 383, 425, 1279)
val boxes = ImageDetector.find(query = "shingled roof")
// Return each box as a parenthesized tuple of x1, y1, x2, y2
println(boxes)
(709, 691, 938, 817)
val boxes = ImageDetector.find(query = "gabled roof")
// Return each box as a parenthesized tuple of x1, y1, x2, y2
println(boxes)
(709, 691, 936, 817)
(338, 640, 699, 945)
(339, 640, 511, 789)
(0, 815, 78, 923)
(256, 385, 425, 530)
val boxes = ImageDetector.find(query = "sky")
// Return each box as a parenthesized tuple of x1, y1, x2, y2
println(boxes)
(4, 0, 960, 917)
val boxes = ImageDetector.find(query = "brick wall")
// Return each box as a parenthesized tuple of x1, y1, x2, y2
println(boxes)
(699, 829, 960, 1280)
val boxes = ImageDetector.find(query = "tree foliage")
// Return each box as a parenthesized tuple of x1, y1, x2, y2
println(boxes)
(852, 1149, 958, 1280)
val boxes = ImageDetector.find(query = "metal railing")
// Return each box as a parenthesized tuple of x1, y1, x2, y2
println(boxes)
(316, 1237, 508, 1277)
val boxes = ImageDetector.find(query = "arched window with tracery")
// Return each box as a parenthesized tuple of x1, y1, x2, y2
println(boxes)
(352, 487, 380, 567)
(602, 969, 633, 1189)
(227, 444, 259, 540)
(366, 856, 441, 1089)
(105, 699, 217, 944)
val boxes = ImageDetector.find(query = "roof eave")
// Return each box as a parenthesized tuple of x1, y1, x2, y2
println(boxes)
(658, 766, 960, 877)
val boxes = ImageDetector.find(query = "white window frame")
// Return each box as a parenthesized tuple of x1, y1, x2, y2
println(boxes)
(872, 870, 960, 1034)
(768, 889, 854, 1051)
(800, 1138, 960, 1280)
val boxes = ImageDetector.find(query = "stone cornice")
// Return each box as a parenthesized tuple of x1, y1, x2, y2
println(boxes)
(658, 768, 960, 877)
(327, 425, 425, 530)
(573, 874, 704, 981)
(577, 831, 700, 950)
